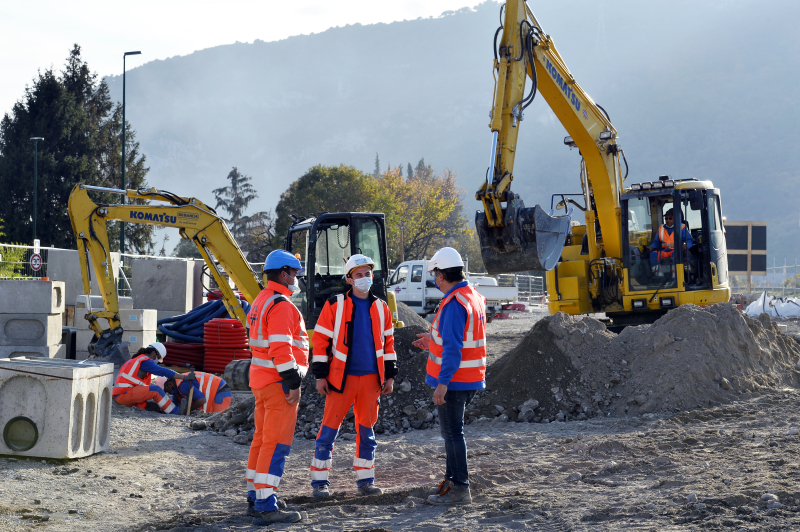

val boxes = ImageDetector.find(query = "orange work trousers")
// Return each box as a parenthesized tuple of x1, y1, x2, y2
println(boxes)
(246, 382, 298, 511)
(114, 384, 178, 414)
(311, 373, 381, 487)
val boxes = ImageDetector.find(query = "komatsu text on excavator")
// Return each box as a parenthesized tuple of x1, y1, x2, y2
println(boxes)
(68, 184, 401, 365)
(475, 1, 730, 329)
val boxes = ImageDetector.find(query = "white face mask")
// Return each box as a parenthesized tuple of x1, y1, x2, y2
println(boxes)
(353, 276, 373, 293)
(286, 274, 300, 294)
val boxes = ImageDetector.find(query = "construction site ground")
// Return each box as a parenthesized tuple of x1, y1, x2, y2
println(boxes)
(2, 308, 800, 531)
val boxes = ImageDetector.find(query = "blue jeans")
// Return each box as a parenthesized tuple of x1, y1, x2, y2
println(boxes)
(437, 389, 476, 489)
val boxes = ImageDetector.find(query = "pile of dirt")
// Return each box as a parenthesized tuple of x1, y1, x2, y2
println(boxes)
(475, 303, 800, 423)
(194, 324, 440, 441)
(395, 300, 431, 329)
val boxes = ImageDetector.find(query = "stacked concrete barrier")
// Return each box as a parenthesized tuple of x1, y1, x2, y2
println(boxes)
(0, 357, 113, 458)
(75, 308, 157, 360)
(0, 281, 66, 359)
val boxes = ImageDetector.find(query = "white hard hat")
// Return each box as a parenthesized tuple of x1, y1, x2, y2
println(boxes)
(344, 254, 375, 276)
(148, 342, 167, 362)
(427, 247, 464, 271)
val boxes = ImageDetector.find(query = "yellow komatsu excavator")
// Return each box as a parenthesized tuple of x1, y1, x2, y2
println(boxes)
(68, 184, 402, 365)
(476, 1, 730, 330)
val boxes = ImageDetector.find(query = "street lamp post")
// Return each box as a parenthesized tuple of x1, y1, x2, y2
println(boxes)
(29, 137, 44, 242)
(120, 50, 141, 256)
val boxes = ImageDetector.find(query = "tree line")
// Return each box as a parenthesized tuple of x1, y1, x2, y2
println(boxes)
(0, 46, 483, 270)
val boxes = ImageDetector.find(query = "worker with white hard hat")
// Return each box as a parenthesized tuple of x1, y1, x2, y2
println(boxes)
(308, 253, 397, 498)
(244, 249, 309, 525)
(112, 342, 196, 415)
(412, 247, 486, 506)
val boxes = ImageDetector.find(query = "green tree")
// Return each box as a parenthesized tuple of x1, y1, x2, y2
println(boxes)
(407, 163, 413, 181)
(373, 153, 380, 179)
(213, 167, 258, 239)
(0, 45, 153, 252)
(172, 237, 203, 259)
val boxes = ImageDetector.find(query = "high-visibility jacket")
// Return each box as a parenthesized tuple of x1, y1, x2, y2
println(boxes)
(311, 290, 397, 392)
(194, 372, 230, 413)
(113, 354, 154, 396)
(247, 281, 309, 390)
(426, 285, 487, 386)
(657, 225, 674, 261)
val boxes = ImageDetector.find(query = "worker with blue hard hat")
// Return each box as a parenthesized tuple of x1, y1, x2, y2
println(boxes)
(244, 249, 309, 525)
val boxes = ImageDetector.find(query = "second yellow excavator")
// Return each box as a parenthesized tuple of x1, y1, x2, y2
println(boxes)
(475, 0, 730, 330)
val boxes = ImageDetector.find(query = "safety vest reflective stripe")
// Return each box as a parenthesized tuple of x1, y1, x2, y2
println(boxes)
(113, 355, 153, 394)
(330, 294, 346, 361)
(659, 225, 675, 249)
(254, 294, 281, 341)
(311, 458, 331, 469)
(250, 357, 297, 372)
(383, 327, 394, 336)
(428, 352, 487, 368)
(198, 372, 217, 413)
(156, 394, 172, 409)
(310, 470, 328, 481)
(356, 469, 375, 479)
(314, 324, 333, 338)
(255, 487, 274, 500)
(384, 352, 397, 361)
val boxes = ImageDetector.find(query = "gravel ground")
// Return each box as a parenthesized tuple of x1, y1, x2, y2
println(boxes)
(3, 307, 800, 531)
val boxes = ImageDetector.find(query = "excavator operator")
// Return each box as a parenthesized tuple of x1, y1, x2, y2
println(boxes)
(644, 208, 692, 269)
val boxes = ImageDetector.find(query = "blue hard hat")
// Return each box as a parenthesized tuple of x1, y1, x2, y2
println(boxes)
(264, 250, 304, 273)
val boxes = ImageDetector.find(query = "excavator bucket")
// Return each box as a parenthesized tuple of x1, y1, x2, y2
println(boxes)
(476, 198, 571, 274)
(88, 328, 131, 368)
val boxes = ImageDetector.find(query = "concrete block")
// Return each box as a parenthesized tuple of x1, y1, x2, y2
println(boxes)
(75, 350, 90, 361)
(131, 258, 194, 313)
(0, 344, 67, 359)
(0, 357, 113, 458)
(46, 249, 121, 309)
(0, 314, 62, 346)
(76, 295, 133, 310)
(76, 309, 157, 331)
(0, 281, 65, 314)
(76, 329, 156, 354)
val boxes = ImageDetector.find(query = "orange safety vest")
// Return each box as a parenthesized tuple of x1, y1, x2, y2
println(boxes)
(657, 225, 675, 261)
(426, 285, 487, 385)
(311, 291, 396, 391)
(113, 354, 153, 396)
(195, 372, 230, 413)
(247, 281, 309, 390)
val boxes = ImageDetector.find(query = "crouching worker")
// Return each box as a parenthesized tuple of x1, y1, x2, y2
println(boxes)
(245, 250, 309, 525)
(156, 371, 233, 413)
(113, 343, 196, 414)
(309, 254, 397, 498)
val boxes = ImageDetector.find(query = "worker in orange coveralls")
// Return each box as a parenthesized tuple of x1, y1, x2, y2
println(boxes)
(308, 254, 398, 498)
(113, 343, 195, 414)
(244, 250, 308, 525)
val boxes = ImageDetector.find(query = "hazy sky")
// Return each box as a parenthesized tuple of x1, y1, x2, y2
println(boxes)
(1, 0, 486, 116)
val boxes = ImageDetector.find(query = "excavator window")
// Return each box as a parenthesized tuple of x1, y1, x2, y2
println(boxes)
(624, 195, 679, 292)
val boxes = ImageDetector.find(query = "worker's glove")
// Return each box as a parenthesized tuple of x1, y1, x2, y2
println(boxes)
(184, 371, 196, 382)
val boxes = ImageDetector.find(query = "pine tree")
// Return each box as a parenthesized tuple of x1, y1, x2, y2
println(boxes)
(212, 167, 258, 239)
(373, 153, 380, 179)
(407, 162, 413, 180)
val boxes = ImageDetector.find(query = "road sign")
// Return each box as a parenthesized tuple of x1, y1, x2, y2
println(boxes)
(30, 253, 42, 272)
(33, 239, 40, 254)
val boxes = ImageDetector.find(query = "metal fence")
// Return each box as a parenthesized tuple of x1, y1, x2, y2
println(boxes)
(0, 244, 50, 279)
(732, 261, 800, 298)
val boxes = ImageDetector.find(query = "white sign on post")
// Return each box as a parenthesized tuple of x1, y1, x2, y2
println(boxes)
(33, 239, 40, 254)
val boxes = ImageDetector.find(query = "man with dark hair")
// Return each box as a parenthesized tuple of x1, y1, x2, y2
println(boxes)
(413, 247, 486, 506)
(245, 250, 309, 525)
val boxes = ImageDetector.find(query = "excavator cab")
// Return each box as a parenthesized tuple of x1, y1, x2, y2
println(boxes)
(621, 177, 728, 295)
(283, 213, 390, 329)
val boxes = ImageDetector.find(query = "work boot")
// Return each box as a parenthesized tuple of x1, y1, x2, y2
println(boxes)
(357, 483, 383, 496)
(312, 485, 330, 498)
(427, 485, 472, 506)
(246, 495, 256, 517)
(428, 478, 451, 496)
(252, 509, 302, 525)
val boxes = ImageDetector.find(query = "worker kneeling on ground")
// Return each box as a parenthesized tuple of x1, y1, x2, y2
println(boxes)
(113, 343, 196, 415)
(413, 247, 486, 506)
(155, 371, 233, 413)
(244, 250, 309, 525)
(309, 254, 397, 498)
(644, 208, 692, 270)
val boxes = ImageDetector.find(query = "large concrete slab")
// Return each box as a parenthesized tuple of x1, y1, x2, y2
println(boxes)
(76, 329, 156, 354)
(0, 281, 65, 315)
(0, 313, 62, 346)
(47, 249, 121, 308)
(0, 344, 67, 359)
(0, 357, 113, 458)
(75, 309, 157, 331)
(131, 258, 194, 313)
